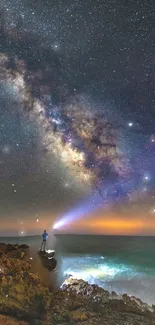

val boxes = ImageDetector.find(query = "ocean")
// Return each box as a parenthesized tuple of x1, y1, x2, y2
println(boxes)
(1, 234, 155, 305)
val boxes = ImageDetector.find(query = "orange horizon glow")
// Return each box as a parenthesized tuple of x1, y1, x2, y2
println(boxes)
(70, 216, 155, 235)
(81, 219, 144, 235)
(1, 211, 155, 236)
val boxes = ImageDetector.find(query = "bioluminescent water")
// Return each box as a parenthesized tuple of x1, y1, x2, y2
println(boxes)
(57, 234, 155, 306)
(62, 255, 136, 282)
(61, 253, 155, 305)
(61, 254, 155, 305)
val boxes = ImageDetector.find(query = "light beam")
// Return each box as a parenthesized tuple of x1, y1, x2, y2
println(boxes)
(53, 179, 132, 231)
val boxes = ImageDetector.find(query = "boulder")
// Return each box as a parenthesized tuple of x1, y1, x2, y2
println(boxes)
(38, 250, 57, 271)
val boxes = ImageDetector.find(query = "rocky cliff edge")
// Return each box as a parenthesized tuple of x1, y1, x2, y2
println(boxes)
(0, 243, 155, 325)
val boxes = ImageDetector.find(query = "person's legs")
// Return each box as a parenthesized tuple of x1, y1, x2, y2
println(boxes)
(40, 240, 44, 251)
(43, 240, 46, 251)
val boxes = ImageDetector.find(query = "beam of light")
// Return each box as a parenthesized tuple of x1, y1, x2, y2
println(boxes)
(53, 179, 132, 230)
(53, 198, 97, 230)
(53, 188, 106, 230)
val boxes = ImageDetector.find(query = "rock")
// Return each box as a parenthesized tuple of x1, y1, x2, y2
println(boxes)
(0, 243, 155, 325)
(61, 277, 155, 324)
(38, 250, 57, 271)
(0, 314, 28, 325)
(0, 243, 51, 324)
(0, 243, 29, 261)
(18, 244, 29, 250)
(70, 310, 89, 322)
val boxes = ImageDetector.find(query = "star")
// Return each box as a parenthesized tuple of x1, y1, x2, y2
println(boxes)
(150, 135, 155, 143)
(143, 174, 150, 182)
(2, 145, 11, 154)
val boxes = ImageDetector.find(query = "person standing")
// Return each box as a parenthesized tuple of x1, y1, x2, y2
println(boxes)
(40, 230, 48, 251)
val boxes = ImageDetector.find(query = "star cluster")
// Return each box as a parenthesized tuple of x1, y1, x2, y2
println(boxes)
(0, 0, 155, 235)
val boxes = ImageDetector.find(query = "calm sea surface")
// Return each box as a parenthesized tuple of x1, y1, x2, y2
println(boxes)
(1, 234, 155, 305)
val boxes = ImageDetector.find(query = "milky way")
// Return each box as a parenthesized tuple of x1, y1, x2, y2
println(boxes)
(1, 1, 155, 236)
(0, 46, 130, 194)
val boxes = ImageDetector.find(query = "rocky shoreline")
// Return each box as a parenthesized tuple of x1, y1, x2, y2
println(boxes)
(0, 243, 155, 325)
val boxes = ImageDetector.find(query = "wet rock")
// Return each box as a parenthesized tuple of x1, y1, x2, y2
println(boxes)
(38, 250, 57, 271)
(61, 277, 155, 324)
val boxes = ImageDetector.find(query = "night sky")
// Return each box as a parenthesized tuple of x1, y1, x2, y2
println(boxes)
(0, 0, 155, 236)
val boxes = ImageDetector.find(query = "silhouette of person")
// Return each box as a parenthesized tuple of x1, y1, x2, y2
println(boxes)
(41, 230, 48, 251)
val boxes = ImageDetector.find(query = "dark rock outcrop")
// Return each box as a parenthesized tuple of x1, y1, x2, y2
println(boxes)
(38, 250, 57, 271)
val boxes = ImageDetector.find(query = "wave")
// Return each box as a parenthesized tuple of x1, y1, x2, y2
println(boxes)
(62, 255, 155, 305)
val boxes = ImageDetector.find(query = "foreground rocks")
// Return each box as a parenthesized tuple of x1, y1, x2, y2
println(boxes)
(0, 243, 51, 324)
(38, 250, 57, 271)
(0, 243, 155, 325)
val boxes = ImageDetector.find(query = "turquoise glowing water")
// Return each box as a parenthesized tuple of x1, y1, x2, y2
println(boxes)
(1, 234, 155, 305)
(57, 234, 155, 305)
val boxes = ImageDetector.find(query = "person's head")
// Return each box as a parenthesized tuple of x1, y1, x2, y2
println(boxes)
(44, 230, 46, 232)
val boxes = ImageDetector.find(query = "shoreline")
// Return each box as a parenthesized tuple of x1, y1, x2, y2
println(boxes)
(1, 235, 155, 306)
(0, 242, 155, 325)
(0, 244, 155, 325)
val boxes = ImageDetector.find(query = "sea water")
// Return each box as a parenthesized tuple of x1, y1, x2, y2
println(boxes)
(1, 234, 155, 305)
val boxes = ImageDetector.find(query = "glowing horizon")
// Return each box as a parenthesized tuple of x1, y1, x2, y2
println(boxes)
(53, 216, 155, 236)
